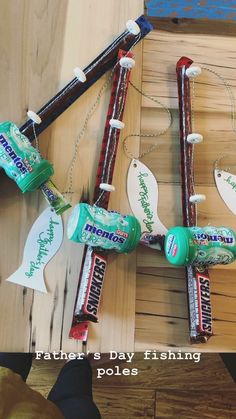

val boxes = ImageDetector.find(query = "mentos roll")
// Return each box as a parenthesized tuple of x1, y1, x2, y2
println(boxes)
(0, 121, 53, 192)
(67, 203, 141, 253)
(164, 226, 236, 267)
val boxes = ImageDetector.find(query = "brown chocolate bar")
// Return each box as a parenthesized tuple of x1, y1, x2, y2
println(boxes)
(176, 57, 212, 343)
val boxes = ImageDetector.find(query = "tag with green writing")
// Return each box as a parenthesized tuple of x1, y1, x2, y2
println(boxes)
(6, 207, 63, 292)
(214, 169, 236, 215)
(127, 159, 167, 249)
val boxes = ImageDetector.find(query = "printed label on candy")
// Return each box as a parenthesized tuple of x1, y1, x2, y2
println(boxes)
(68, 203, 140, 253)
(74, 250, 107, 322)
(166, 234, 176, 256)
(40, 179, 71, 215)
(83, 223, 126, 245)
(191, 226, 236, 266)
(0, 134, 31, 174)
(0, 121, 53, 192)
(74, 247, 94, 315)
(6, 207, 63, 292)
(83, 253, 107, 319)
(194, 273, 212, 335)
(187, 266, 198, 338)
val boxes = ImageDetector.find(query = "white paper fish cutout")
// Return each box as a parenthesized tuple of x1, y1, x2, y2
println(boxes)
(6, 207, 63, 292)
(214, 169, 236, 216)
(127, 159, 167, 249)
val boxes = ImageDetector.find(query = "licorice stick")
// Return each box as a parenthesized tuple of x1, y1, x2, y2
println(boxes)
(176, 57, 212, 343)
(11, 16, 151, 214)
(69, 50, 135, 341)
(19, 15, 152, 142)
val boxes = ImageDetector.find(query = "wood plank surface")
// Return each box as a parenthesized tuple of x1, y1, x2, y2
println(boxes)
(29, 354, 235, 392)
(0, 0, 68, 352)
(1, 4, 236, 352)
(147, 17, 236, 36)
(88, 34, 143, 353)
(0, 0, 143, 352)
(27, 354, 236, 418)
(136, 28, 236, 351)
(89, 354, 235, 391)
(155, 390, 236, 419)
(93, 388, 155, 419)
(145, 0, 236, 21)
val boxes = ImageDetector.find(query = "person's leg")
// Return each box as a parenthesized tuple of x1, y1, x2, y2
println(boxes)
(47, 358, 101, 419)
(0, 352, 33, 381)
(220, 353, 236, 383)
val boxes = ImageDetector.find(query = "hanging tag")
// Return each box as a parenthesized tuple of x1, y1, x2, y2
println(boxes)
(127, 159, 167, 249)
(6, 207, 63, 292)
(214, 169, 236, 215)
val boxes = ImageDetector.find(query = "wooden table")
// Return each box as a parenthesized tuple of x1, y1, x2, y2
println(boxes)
(0, 1, 235, 352)
(0, 0, 143, 352)
(136, 24, 236, 352)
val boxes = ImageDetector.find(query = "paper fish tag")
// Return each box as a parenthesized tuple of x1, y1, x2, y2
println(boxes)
(214, 169, 236, 215)
(6, 207, 63, 292)
(127, 159, 167, 248)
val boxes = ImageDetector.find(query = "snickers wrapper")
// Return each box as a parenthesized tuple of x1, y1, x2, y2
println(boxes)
(69, 248, 107, 340)
(188, 267, 213, 343)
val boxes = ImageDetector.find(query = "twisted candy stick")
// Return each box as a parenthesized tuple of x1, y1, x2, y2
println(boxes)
(12, 16, 152, 212)
(19, 16, 152, 141)
(69, 50, 136, 341)
(176, 57, 212, 343)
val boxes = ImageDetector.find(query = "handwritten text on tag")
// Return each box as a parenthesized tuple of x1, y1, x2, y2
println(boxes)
(6, 207, 63, 292)
(127, 159, 167, 248)
(214, 169, 236, 216)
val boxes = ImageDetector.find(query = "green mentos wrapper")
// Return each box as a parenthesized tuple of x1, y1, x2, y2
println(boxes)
(164, 226, 236, 267)
(67, 203, 141, 253)
(0, 121, 53, 192)
(40, 179, 71, 215)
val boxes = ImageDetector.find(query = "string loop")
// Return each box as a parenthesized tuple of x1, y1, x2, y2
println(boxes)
(64, 35, 141, 200)
(123, 81, 172, 160)
(189, 65, 236, 224)
(191, 66, 236, 134)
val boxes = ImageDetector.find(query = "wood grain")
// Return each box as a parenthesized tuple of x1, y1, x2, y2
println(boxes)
(0, 0, 144, 351)
(28, 354, 235, 393)
(136, 28, 236, 351)
(90, 354, 235, 391)
(93, 388, 155, 419)
(147, 17, 236, 37)
(1, 5, 236, 352)
(27, 354, 236, 418)
(30, 0, 144, 352)
(155, 390, 236, 419)
(0, 0, 68, 352)
(88, 33, 143, 353)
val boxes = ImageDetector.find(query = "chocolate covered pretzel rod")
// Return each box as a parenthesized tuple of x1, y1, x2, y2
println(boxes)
(176, 57, 212, 343)
(69, 50, 136, 341)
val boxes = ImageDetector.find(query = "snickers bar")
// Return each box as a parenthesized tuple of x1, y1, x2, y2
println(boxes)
(74, 249, 107, 323)
(188, 266, 213, 343)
